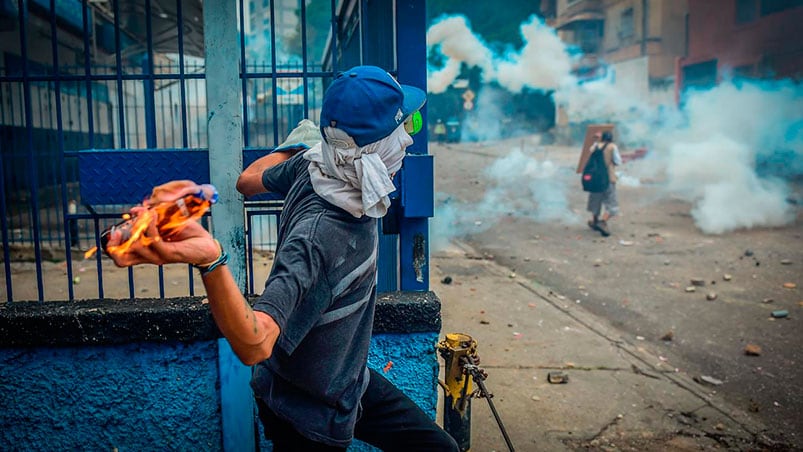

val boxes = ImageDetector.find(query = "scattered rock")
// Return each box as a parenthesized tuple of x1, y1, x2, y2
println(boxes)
(723, 274, 732, 281)
(744, 249, 754, 257)
(547, 371, 569, 384)
(661, 331, 674, 341)
(685, 286, 696, 293)
(762, 297, 774, 303)
(690, 278, 706, 286)
(780, 259, 792, 265)
(508, 272, 516, 279)
(441, 276, 453, 285)
(706, 292, 718, 301)
(783, 282, 797, 289)
(771, 310, 789, 319)
(696, 375, 724, 386)
(744, 344, 762, 356)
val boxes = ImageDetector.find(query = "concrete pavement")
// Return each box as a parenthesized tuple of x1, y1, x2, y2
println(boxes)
(433, 240, 773, 452)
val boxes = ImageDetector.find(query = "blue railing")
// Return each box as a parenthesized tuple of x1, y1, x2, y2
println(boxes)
(0, 0, 334, 302)
(1, 0, 430, 302)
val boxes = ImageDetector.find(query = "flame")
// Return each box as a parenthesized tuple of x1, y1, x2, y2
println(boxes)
(83, 197, 211, 261)
(105, 208, 158, 257)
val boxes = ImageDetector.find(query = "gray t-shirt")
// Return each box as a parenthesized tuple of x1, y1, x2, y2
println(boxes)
(250, 153, 378, 447)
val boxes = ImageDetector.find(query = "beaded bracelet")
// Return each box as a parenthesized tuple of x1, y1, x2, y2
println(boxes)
(195, 240, 229, 276)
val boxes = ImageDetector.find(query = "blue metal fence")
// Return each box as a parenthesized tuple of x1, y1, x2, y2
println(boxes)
(1, 0, 430, 303)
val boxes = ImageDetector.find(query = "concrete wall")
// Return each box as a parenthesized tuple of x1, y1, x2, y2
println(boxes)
(0, 292, 443, 451)
(1, 341, 222, 450)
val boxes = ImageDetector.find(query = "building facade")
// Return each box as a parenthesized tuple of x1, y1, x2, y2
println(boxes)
(680, 0, 803, 91)
(545, 0, 689, 106)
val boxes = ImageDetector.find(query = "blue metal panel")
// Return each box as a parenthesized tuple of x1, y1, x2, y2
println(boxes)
(395, 0, 430, 291)
(376, 230, 398, 292)
(77, 149, 210, 206)
(401, 154, 434, 218)
(218, 339, 256, 452)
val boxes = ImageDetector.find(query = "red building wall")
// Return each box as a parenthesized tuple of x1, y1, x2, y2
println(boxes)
(682, 0, 803, 82)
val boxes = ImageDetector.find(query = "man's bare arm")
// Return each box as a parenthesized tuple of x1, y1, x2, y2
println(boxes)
(202, 264, 280, 365)
(237, 149, 303, 197)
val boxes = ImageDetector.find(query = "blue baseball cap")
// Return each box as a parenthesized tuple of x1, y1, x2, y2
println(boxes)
(320, 66, 427, 147)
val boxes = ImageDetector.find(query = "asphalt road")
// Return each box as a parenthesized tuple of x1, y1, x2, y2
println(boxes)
(431, 137, 803, 449)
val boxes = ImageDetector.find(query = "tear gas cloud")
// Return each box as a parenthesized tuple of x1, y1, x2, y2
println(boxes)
(427, 14, 802, 249)
(431, 148, 579, 252)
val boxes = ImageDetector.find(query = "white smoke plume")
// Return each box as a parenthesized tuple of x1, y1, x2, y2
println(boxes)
(427, 14, 802, 242)
(426, 15, 496, 94)
(426, 14, 574, 93)
(657, 80, 802, 233)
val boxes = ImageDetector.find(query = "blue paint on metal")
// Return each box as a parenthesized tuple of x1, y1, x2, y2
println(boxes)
(395, 0, 430, 291)
(218, 339, 257, 452)
(0, 341, 222, 449)
(377, 227, 398, 292)
(401, 154, 434, 218)
(77, 149, 210, 205)
(399, 218, 430, 291)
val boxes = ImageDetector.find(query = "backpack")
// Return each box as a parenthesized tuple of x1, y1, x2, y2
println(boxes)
(582, 144, 610, 193)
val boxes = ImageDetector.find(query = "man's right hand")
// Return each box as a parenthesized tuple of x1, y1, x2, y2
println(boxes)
(106, 209, 220, 268)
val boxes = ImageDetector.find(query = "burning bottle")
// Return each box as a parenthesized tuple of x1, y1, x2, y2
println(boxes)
(86, 184, 218, 259)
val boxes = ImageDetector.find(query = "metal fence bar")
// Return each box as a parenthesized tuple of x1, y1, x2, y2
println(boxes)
(18, 0, 45, 301)
(81, 1, 95, 149)
(0, 149, 11, 301)
(268, 0, 279, 146)
(113, 0, 127, 149)
(51, 0, 76, 301)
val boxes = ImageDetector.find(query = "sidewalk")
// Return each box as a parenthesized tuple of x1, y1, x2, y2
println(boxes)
(433, 240, 769, 452)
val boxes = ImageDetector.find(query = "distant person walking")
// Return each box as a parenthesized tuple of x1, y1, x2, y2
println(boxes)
(433, 118, 446, 143)
(585, 130, 620, 236)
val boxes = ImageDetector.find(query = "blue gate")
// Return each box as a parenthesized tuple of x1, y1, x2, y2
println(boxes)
(0, 0, 431, 303)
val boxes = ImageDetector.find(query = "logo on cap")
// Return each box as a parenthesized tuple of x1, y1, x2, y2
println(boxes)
(394, 108, 403, 124)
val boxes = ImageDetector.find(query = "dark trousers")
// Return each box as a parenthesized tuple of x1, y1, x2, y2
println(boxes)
(256, 368, 459, 452)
